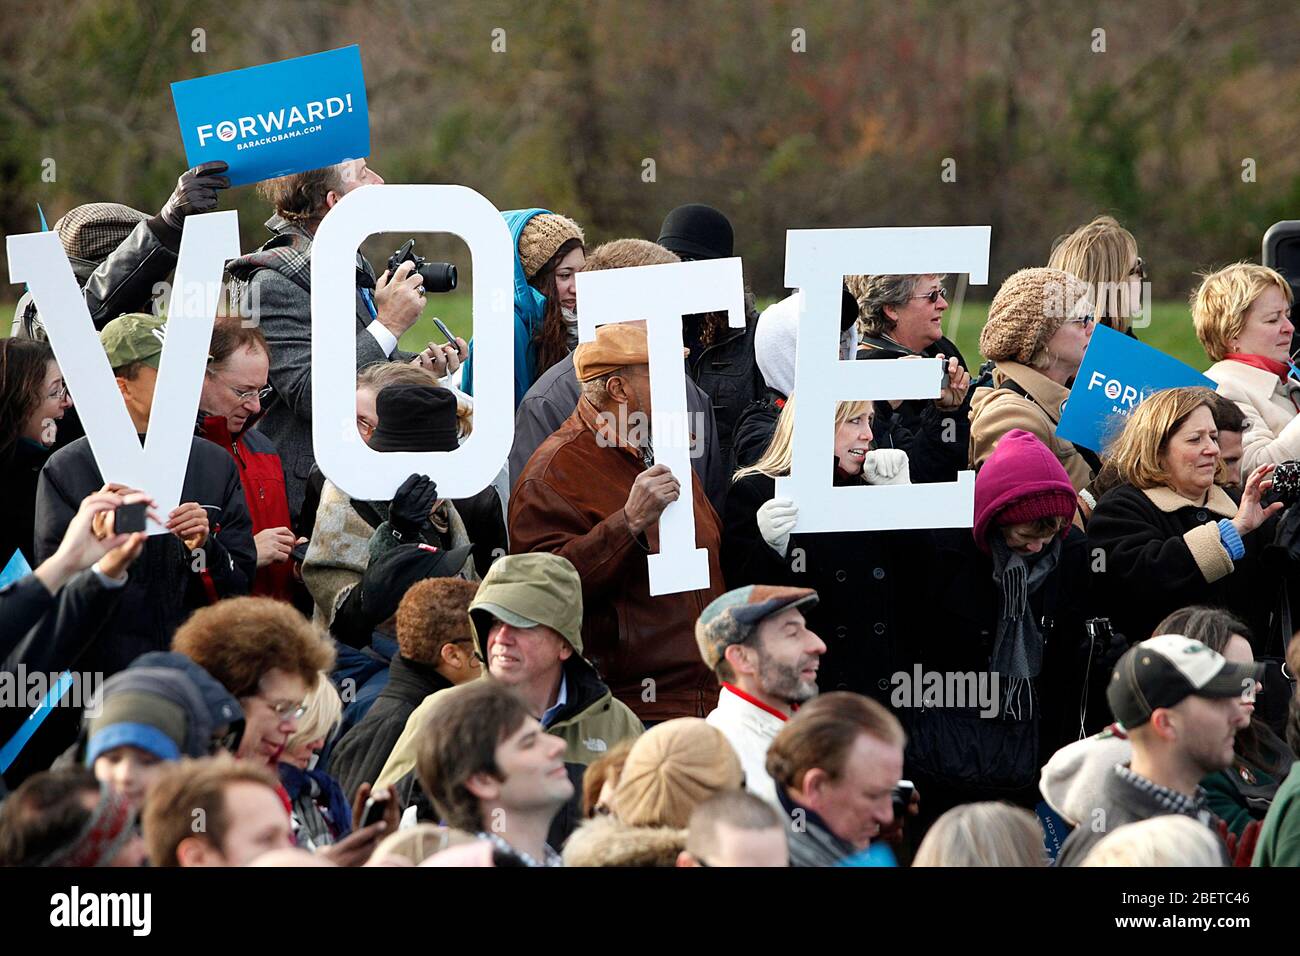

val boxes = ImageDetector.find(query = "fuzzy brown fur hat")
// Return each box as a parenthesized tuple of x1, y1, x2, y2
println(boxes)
(584, 238, 679, 272)
(979, 267, 1091, 364)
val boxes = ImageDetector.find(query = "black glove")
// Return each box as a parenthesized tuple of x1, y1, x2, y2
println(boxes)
(159, 161, 230, 229)
(388, 474, 439, 540)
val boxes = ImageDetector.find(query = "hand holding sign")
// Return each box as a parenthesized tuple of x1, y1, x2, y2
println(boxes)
(159, 161, 230, 230)
(624, 464, 681, 537)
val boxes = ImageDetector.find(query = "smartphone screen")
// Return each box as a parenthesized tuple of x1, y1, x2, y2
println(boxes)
(114, 502, 147, 534)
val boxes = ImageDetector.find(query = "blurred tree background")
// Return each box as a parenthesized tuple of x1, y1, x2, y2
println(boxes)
(3, 0, 1299, 364)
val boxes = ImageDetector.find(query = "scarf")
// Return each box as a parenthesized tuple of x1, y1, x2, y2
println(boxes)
(1224, 352, 1290, 384)
(988, 535, 1060, 717)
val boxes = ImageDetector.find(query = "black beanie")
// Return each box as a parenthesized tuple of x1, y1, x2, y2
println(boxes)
(657, 203, 734, 261)
(369, 383, 459, 453)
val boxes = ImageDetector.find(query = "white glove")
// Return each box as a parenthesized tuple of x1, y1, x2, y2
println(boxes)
(756, 497, 799, 557)
(863, 449, 911, 485)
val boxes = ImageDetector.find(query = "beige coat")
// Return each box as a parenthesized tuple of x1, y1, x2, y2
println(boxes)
(302, 480, 475, 628)
(969, 361, 1095, 492)
(1204, 359, 1300, 474)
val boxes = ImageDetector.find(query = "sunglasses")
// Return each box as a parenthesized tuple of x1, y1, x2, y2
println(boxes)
(910, 287, 948, 304)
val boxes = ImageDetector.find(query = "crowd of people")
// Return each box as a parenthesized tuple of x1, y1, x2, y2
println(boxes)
(4, 155, 1300, 869)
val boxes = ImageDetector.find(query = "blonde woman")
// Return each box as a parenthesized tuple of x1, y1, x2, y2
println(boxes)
(722, 396, 910, 700)
(1194, 262, 1299, 475)
(277, 675, 352, 850)
(1081, 815, 1227, 867)
(1088, 386, 1280, 646)
(913, 802, 1046, 867)
(1048, 215, 1146, 334)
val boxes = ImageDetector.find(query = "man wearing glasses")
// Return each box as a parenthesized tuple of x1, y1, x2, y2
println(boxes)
(34, 312, 257, 680)
(198, 318, 300, 602)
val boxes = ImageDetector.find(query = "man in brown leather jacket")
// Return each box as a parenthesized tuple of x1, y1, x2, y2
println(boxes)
(509, 323, 724, 723)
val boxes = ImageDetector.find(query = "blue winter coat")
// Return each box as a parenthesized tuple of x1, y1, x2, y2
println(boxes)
(460, 208, 550, 408)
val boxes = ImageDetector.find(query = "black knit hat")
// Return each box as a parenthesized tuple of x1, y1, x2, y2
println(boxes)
(657, 203, 734, 261)
(369, 383, 459, 453)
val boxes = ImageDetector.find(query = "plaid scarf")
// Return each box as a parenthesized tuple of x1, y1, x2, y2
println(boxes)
(37, 786, 138, 867)
(225, 215, 315, 296)
(476, 830, 562, 867)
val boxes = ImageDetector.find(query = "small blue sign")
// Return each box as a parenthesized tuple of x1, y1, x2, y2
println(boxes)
(1056, 325, 1216, 453)
(0, 548, 33, 589)
(171, 45, 370, 187)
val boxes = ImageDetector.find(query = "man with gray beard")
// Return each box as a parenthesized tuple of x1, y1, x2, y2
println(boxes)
(695, 585, 826, 806)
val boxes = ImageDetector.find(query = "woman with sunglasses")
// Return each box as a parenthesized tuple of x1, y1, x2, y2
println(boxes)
(197, 318, 299, 602)
(970, 267, 1098, 495)
(0, 338, 73, 568)
(1048, 215, 1146, 336)
(1194, 263, 1300, 477)
(850, 273, 973, 484)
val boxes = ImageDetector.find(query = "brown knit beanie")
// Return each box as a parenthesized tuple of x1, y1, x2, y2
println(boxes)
(612, 718, 744, 828)
(518, 213, 585, 279)
(979, 267, 1091, 364)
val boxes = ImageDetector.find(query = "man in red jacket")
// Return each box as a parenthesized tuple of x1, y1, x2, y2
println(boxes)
(198, 319, 300, 601)
(509, 323, 725, 722)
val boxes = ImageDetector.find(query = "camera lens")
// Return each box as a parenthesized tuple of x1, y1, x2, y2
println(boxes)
(418, 262, 457, 294)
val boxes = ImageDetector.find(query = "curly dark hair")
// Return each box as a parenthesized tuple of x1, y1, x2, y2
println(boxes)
(0, 338, 54, 458)
(171, 596, 334, 699)
(395, 577, 480, 664)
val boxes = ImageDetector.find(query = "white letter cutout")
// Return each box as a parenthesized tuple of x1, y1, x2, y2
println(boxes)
(777, 227, 989, 531)
(311, 184, 515, 500)
(574, 258, 745, 595)
(7, 211, 240, 532)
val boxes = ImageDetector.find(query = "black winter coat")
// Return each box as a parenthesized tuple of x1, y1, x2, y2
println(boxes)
(327, 655, 454, 802)
(857, 335, 971, 484)
(0, 570, 128, 789)
(722, 471, 915, 707)
(1088, 482, 1281, 650)
(34, 435, 256, 674)
(900, 526, 1100, 815)
(687, 304, 763, 472)
(0, 440, 51, 569)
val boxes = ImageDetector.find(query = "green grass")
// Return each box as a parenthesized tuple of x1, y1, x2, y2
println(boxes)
(397, 293, 475, 353)
(8, 291, 1208, 374)
(944, 300, 1202, 371)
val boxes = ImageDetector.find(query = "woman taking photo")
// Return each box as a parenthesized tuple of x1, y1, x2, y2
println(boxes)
(1194, 262, 1300, 475)
(1088, 386, 1282, 647)
(969, 267, 1098, 493)
(0, 338, 72, 567)
(722, 396, 913, 704)
(461, 209, 585, 407)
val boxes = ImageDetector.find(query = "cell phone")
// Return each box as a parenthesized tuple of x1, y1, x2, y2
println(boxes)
(114, 501, 147, 534)
(291, 541, 309, 564)
(432, 316, 457, 347)
(359, 795, 387, 829)
(892, 779, 915, 816)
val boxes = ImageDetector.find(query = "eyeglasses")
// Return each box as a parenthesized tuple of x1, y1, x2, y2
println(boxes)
(1129, 257, 1147, 281)
(1065, 314, 1096, 328)
(251, 693, 307, 720)
(910, 287, 948, 304)
(46, 383, 69, 402)
(207, 368, 272, 404)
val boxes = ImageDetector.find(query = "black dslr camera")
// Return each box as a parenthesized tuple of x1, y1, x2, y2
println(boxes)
(386, 240, 457, 294)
